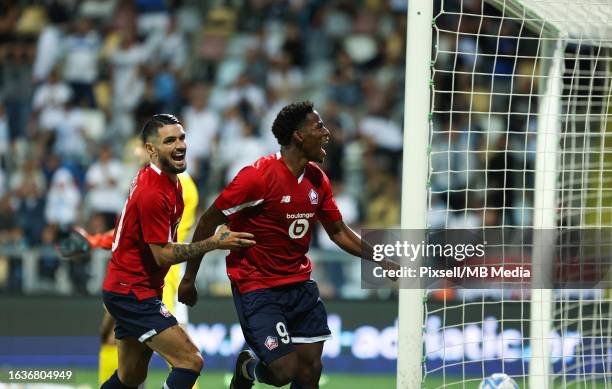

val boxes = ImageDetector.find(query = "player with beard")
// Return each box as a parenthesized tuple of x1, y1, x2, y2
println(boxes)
(177, 102, 397, 389)
(100, 114, 255, 389)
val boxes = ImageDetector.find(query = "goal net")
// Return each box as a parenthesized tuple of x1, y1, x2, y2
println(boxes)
(419, 0, 612, 387)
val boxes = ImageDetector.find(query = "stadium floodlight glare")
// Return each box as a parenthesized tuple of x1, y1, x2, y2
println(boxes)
(400, 0, 612, 388)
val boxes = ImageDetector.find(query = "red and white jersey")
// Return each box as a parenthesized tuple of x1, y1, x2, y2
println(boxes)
(214, 152, 342, 293)
(103, 163, 184, 300)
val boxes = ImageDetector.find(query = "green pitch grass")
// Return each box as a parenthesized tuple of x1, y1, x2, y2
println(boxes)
(67, 368, 480, 389)
(63, 369, 611, 389)
(72, 368, 397, 389)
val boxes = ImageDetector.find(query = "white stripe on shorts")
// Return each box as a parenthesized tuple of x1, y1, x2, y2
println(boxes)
(138, 329, 157, 342)
(291, 334, 332, 344)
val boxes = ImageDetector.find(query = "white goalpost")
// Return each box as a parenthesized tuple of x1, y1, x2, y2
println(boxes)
(399, 0, 433, 387)
(399, 0, 612, 388)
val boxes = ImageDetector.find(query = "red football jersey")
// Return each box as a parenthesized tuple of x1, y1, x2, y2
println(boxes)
(214, 152, 342, 293)
(103, 163, 184, 300)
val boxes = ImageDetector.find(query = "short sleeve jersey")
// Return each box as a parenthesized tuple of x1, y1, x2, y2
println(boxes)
(214, 152, 342, 293)
(103, 163, 184, 300)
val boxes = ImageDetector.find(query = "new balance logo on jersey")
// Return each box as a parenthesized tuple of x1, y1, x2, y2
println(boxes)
(281, 195, 291, 203)
(308, 189, 318, 205)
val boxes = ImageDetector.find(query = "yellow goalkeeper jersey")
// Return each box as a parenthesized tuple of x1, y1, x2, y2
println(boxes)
(162, 172, 199, 313)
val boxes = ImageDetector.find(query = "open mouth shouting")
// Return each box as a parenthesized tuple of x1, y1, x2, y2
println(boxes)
(321, 136, 329, 158)
(171, 150, 186, 169)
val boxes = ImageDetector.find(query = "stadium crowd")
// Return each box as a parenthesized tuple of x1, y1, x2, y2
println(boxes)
(0, 0, 536, 298)
(0, 0, 407, 297)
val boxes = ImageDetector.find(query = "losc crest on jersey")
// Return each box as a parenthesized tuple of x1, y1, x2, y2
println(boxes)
(265, 336, 279, 350)
(160, 304, 171, 318)
(308, 189, 318, 204)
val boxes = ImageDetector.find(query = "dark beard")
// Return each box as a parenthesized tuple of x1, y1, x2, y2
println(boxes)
(159, 154, 187, 174)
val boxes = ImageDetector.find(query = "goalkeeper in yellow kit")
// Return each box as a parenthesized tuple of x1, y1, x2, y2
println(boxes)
(75, 172, 199, 386)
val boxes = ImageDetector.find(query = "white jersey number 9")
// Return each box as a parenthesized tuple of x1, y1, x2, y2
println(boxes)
(288, 218, 309, 239)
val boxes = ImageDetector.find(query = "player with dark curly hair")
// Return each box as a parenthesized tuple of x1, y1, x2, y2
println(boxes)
(177, 101, 396, 389)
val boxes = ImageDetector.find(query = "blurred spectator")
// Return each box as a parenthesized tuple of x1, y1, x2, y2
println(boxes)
(0, 198, 22, 291)
(15, 179, 46, 246)
(225, 73, 265, 118)
(41, 153, 62, 184)
(32, 3, 68, 83)
(484, 135, 522, 226)
(53, 100, 91, 164)
(62, 18, 100, 107)
(328, 51, 362, 107)
(0, 39, 35, 141)
(364, 172, 400, 228)
(358, 95, 403, 174)
(38, 224, 59, 283)
(0, 194, 21, 247)
(343, 9, 380, 69)
(155, 15, 188, 75)
(216, 105, 246, 157)
(447, 114, 483, 211)
(0, 103, 8, 161)
(0, 0, 18, 44)
(10, 159, 46, 199)
(182, 83, 220, 185)
(220, 120, 267, 184)
(85, 144, 124, 230)
(153, 62, 179, 112)
(79, 0, 118, 23)
(44, 168, 81, 227)
(243, 31, 270, 87)
(267, 53, 304, 100)
(10, 160, 46, 246)
(32, 68, 72, 134)
(109, 30, 146, 137)
(135, 73, 163, 126)
(0, 163, 5, 199)
(281, 23, 306, 68)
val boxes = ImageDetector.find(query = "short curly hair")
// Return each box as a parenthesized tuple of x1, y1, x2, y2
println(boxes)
(271, 101, 314, 146)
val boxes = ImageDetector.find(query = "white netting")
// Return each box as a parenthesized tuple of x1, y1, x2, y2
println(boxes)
(423, 0, 612, 387)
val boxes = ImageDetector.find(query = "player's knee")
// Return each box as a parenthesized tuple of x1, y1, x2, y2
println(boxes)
(194, 352, 204, 372)
(302, 359, 322, 383)
(268, 363, 298, 387)
(185, 352, 204, 372)
(307, 359, 323, 376)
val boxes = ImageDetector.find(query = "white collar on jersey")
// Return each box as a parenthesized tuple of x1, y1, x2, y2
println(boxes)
(149, 162, 162, 175)
(276, 151, 305, 183)
(149, 162, 179, 187)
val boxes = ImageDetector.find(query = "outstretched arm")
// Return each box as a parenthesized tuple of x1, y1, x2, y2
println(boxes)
(320, 219, 398, 273)
(182, 205, 229, 282)
(148, 222, 252, 267)
(178, 205, 230, 306)
(320, 219, 362, 257)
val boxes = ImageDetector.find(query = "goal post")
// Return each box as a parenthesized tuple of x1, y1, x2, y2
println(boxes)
(397, 0, 433, 388)
(529, 37, 564, 389)
(399, 0, 612, 387)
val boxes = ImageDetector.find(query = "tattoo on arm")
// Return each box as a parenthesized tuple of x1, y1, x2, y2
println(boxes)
(172, 240, 217, 262)
(220, 232, 229, 240)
